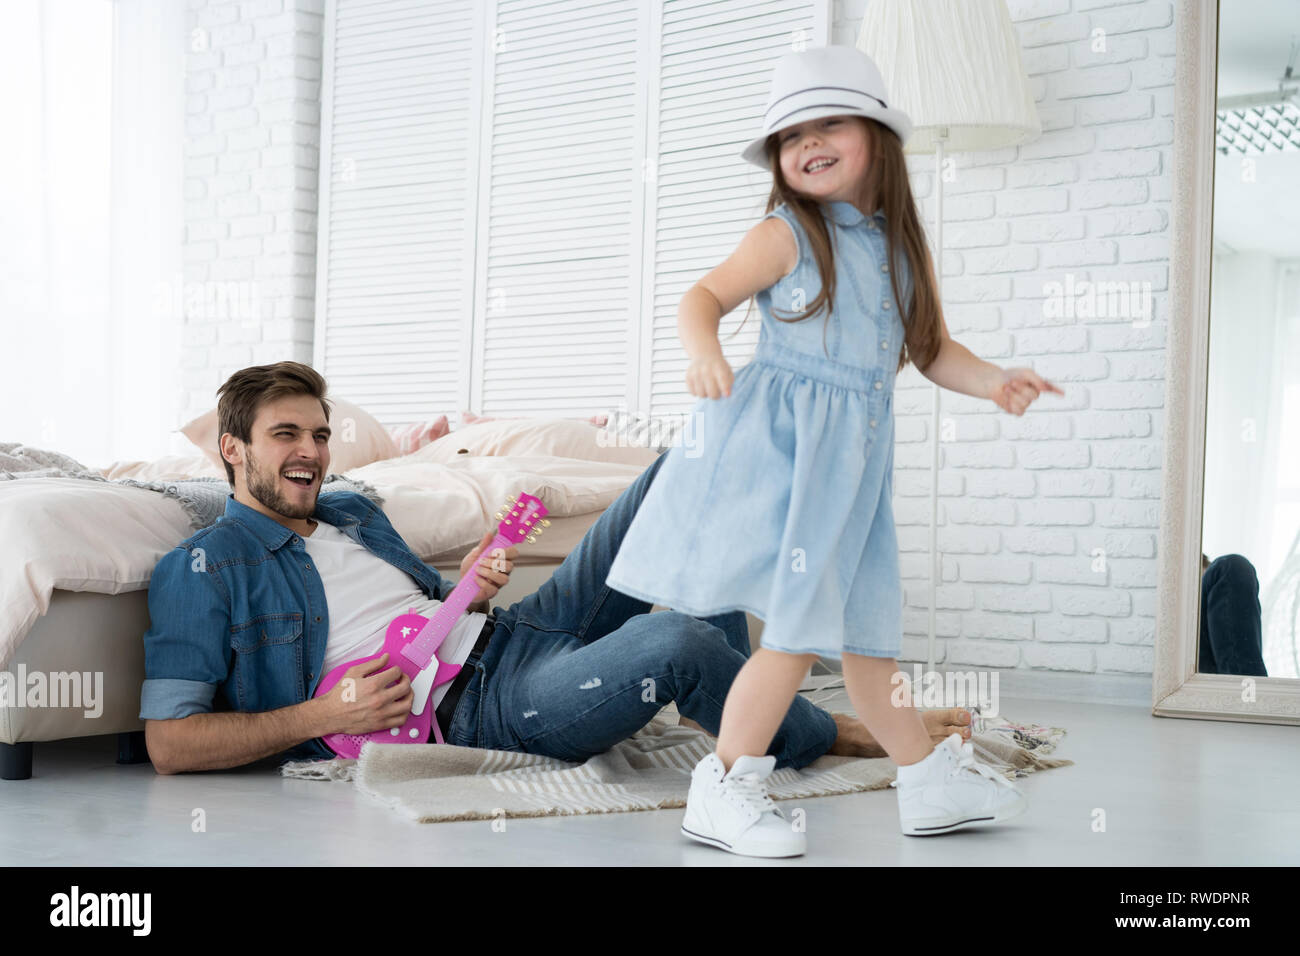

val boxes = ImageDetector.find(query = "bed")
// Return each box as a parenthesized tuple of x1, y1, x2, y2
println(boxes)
(0, 412, 709, 780)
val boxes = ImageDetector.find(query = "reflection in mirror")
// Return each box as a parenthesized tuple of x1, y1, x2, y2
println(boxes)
(1202, 12, 1300, 679)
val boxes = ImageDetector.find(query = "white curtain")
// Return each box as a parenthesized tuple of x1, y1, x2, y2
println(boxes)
(0, 0, 185, 469)
(1205, 254, 1299, 588)
(1262, 266, 1300, 677)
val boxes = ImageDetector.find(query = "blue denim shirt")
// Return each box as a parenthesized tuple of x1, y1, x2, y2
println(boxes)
(139, 490, 456, 762)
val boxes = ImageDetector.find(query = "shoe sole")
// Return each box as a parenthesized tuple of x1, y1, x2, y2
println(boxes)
(680, 823, 805, 858)
(900, 793, 1028, 836)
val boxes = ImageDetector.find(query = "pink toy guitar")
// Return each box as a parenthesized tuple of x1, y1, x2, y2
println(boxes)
(314, 492, 550, 757)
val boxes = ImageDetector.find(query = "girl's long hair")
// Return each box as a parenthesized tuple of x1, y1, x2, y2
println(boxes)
(726, 116, 943, 375)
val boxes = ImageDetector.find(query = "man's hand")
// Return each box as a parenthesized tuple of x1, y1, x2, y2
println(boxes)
(148, 655, 417, 773)
(315, 653, 414, 736)
(460, 530, 517, 611)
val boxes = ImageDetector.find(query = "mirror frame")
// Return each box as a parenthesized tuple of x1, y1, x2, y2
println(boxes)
(1154, 0, 1300, 724)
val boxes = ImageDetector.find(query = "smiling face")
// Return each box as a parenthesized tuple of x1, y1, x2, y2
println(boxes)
(776, 114, 873, 206)
(223, 394, 331, 530)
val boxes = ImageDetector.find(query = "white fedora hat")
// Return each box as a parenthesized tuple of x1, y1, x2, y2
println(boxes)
(741, 45, 913, 168)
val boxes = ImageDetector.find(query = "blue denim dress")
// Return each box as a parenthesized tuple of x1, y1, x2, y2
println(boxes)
(605, 199, 910, 659)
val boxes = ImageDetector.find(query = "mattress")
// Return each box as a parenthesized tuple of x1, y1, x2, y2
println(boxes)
(0, 452, 647, 669)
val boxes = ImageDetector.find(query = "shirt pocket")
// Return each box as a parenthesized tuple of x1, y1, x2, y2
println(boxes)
(230, 612, 305, 710)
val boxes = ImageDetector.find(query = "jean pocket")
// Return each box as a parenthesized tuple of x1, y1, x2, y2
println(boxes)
(230, 612, 305, 709)
(446, 665, 484, 747)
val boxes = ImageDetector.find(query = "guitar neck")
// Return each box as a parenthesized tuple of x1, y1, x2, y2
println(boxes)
(403, 531, 513, 669)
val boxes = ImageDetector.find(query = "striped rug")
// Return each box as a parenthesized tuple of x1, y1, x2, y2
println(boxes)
(280, 679, 1071, 823)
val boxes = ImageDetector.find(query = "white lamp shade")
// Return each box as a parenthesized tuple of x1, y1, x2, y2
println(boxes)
(857, 0, 1042, 154)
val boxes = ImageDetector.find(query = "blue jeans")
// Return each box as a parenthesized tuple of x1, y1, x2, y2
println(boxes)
(1198, 554, 1267, 676)
(442, 450, 839, 769)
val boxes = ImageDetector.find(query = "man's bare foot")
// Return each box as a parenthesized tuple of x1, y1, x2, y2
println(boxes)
(827, 708, 972, 758)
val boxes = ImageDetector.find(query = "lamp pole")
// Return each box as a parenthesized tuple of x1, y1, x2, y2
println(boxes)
(929, 126, 948, 674)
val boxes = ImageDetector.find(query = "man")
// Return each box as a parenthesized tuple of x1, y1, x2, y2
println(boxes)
(141, 363, 969, 793)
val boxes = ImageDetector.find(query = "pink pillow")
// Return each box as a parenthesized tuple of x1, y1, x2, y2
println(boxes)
(387, 415, 451, 455)
(180, 396, 399, 475)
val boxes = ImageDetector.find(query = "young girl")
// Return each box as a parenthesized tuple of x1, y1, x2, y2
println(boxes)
(604, 45, 1064, 857)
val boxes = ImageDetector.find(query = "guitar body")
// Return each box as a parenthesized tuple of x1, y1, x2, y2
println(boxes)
(316, 610, 463, 759)
(313, 492, 550, 759)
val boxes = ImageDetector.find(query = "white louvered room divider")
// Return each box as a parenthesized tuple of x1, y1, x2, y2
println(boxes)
(645, 0, 830, 417)
(315, 0, 831, 427)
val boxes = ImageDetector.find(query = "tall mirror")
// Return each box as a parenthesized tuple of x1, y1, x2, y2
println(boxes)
(1155, 0, 1298, 724)
(1202, 8, 1300, 681)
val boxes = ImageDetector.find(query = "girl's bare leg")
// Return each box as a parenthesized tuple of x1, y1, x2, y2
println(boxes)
(841, 654, 933, 766)
(714, 648, 819, 771)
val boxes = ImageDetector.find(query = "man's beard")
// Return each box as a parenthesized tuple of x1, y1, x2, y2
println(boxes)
(245, 447, 316, 520)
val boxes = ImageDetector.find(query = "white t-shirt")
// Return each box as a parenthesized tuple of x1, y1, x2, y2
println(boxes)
(302, 518, 486, 713)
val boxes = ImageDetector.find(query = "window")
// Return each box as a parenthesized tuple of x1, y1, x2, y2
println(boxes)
(0, 0, 185, 468)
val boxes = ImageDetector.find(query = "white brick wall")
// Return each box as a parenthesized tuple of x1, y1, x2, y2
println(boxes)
(181, 0, 323, 423)
(179, 0, 1174, 685)
(834, 0, 1174, 680)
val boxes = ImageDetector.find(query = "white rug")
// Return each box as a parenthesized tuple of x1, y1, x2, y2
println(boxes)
(281, 677, 1072, 823)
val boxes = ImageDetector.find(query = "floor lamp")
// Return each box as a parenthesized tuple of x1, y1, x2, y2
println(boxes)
(857, 0, 1042, 672)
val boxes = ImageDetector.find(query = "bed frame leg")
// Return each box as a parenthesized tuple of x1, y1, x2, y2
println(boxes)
(116, 731, 149, 765)
(1, 742, 33, 780)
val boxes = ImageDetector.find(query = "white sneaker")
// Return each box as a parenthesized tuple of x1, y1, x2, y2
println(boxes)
(893, 733, 1027, 836)
(681, 752, 805, 857)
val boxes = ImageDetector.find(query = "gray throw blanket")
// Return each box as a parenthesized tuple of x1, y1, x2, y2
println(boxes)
(0, 441, 385, 531)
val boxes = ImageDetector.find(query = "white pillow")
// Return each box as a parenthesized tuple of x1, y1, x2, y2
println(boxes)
(599, 408, 687, 454)
(415, 417, 661, 466)
(180, 396, 399, 474)
(99, 454, 224, 480)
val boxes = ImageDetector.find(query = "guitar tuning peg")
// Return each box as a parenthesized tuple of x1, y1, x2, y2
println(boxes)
(540, 519, 551, 527)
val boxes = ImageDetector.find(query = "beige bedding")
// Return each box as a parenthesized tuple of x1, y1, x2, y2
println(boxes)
(0, 452, 650, 669)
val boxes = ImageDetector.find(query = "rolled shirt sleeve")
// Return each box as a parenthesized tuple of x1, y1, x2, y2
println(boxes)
(139, 546, 233, 721)
(426, 562, 456, 604)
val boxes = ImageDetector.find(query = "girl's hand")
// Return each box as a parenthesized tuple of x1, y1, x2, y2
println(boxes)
(686, 353, 734, 399)
(987, 366, 1064, 415)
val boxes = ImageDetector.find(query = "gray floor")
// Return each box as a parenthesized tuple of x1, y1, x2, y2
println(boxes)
(2, 690, 1297, 866)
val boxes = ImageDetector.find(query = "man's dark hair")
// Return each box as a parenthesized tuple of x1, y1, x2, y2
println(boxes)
(215, 361, 332, 486)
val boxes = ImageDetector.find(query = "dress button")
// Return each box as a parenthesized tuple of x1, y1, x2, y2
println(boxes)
(869, 419, 877, 428)
(883, 301, 891, 309)
(874, 381, 883, 390)
(881, 263, 889, 273)
(880, 340, 888, 349)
